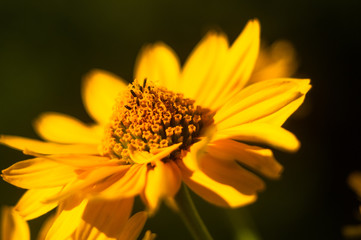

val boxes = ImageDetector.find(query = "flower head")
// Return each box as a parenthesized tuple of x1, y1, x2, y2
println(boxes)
(1, 19, 310, 237)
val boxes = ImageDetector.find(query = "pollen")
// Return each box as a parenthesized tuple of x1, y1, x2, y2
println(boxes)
(101, 79, 214, 162)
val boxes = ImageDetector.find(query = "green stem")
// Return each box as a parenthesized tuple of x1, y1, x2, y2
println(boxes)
(174, 184, 213, 240)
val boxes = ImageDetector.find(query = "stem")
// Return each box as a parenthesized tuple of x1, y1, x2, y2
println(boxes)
(174, 184, 213, 240)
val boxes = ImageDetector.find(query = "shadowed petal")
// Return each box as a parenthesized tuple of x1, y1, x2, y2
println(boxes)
(118, 211, 148, 240)
(45, 196, 87, 240)
(178, 160, 256, 208)
(96, 164, 147, 200)
(74, 198, 134, 240)
(1, 206, 30, 240)
(15, 188, 61, 220)
(199, 154, 265, 195)
(144, 161, 181, 212)
(208, 139, 283, 179)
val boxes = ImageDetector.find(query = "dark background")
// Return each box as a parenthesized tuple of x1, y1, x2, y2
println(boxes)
(0, 0, 360, 239)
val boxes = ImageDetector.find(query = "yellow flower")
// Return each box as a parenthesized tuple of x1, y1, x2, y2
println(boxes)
(1, 18, 310, 235)
(343, 172, 361, 238)
(1, 205, 148, 240)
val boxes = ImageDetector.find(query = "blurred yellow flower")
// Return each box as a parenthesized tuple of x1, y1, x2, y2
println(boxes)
(1, 19, 310, 238)
(343, 172, 361, 238)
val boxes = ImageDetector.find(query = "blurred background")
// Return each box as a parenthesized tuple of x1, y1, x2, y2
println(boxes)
(0, 0, 360, 239)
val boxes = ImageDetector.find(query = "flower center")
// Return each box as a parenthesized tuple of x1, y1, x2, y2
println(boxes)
(101, 79, 214, 163)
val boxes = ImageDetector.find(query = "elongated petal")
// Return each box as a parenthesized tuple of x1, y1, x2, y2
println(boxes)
(214, 123, 300, 152)
(40, 154, 118, 168)
(203, 19, 260, 109)
(2, 158, 77, 189)
(74, 198, 134, 240)
(44, 165, 129, 203)
(178, 160, 256, 208)
(208, 139, 283, 179)
(199, 154, 265, 195)
(215, 78, 311, 129)
(1, 206, 30, 240)
(180, 31, 228, 105)
(134, 42, 180, 92)
(129, 143, 182, 164)
(82, 69, 128, 125)
(34, 112, 102, 144)
(15, 188, 61, 220)
(0, 135, 98, 155)
(45, 196, 87, 240)
(144, 161, 181, 212)
(118, 212, 148, 240)
(96, 164, 147, 200)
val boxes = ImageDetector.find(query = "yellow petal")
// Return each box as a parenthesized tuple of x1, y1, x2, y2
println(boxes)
(250, 40, 298, 84)
(180, 31, 228, 106)
(178, 160, 256, 208)
(2, 158, 77, 189)
(0, 135, 98, 155)
(44, 165, 128, 203)
(34, 112, 102, 144)
(37, 215, 56, 240)
(144, 161, 181, 213)
(214, 78, 311, 129)
(199, 154, 265, 195)
(129, 143, 182, 164)
(96, 164, 147, 200)
(15, 188, 61, 220)
(1, 206, 30, 240)
(134, 42, 181, 92)
(74, 198, 134, 240)
(82, 69, 128, 125)
(45, 196, 87, 240)
(181, 138, 211, 171)
(38, 154, 118, 168)
(203, 19, 260, 109)
(141, 230, 157, 240)
(118, 211, 148, 240)
(208, 139, 283, 179)
(214, 123, 300, 152)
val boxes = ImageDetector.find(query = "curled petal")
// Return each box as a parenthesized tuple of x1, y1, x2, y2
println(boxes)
(144, 161, 182, 213)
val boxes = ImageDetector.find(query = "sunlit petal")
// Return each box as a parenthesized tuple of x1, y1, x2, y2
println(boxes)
(134, 42, 180, 92)
(82, 69, 128, 125)
(15, 188, 61, 220)
(34, 112, 102, 144)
